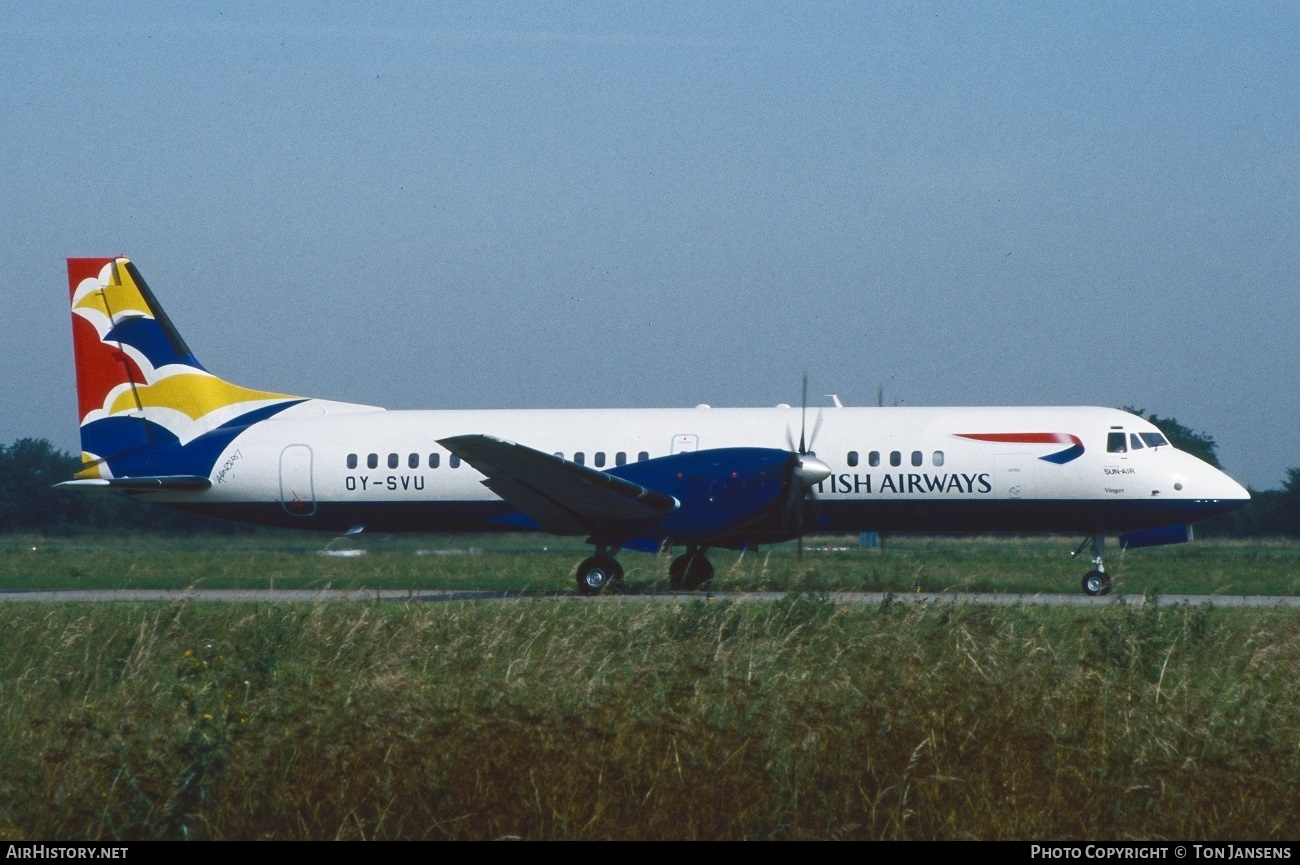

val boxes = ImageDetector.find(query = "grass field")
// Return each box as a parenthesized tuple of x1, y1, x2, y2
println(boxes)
(2, 597, 1300, 840)
(1, 533, 1298, 596)
(2, 534, 1298, 840)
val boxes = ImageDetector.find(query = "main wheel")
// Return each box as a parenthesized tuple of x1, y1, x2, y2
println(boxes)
(669, 553, 713, 591)
(668, 555, 687, 589)
(576, 556, 623, 596)
(1082, 570, 1111, 596)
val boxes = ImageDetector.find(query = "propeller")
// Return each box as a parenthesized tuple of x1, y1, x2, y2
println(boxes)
(785, 373, 826, 457)
(783, 372, 831, 556)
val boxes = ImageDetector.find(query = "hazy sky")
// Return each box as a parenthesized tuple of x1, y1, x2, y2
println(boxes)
(3, 2, 1296, 489)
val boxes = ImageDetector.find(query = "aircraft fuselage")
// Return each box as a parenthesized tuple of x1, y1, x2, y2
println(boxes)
(139, 402, 1247, 540)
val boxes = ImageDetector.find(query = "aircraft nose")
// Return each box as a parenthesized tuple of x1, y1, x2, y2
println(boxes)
(1162, 458, 1250, 523)
(1214, 471, 1251, 502)
(1179, 462, 1250, 502)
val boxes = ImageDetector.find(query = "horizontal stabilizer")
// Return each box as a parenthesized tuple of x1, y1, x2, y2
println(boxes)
(1119, 523, 1193, 550)
(55, 476, 213, 492)
(438, 434, 678, 536)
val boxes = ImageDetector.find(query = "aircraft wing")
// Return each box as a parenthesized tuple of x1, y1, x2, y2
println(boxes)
(437, 434, 678, 535)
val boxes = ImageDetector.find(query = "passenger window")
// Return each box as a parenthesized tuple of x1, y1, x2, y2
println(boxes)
(932, 451, 944, 467)
(616, 452, 627, 466)
(388, 453, 399, 469)
(594, 452, 606, 468)
(367, 453, 378, 470)
(1107, 432, 1127, 454)
(347, 453, 357, 470)
(911, 451, 923, 467)
(1130, 434, 1145, 450)
(428, 453, 440, 469)
(869, 451, 880, 468)
(847, 451, 859, 468)
(638, 451, 649, 462)
(408, 453, 419, 469)
(890, 451, 902, 467)
(449, 454, 461, 469)
(574, 452, 585, 466)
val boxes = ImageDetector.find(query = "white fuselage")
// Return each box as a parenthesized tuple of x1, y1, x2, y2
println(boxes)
(143, 402, 1249, 540)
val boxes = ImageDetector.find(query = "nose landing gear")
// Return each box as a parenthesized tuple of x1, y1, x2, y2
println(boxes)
(1082, 568, 1111, 596)
(1073, 535, 1112, 596)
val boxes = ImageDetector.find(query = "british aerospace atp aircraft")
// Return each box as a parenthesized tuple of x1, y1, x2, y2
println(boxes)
(58, 257, 1250, 595)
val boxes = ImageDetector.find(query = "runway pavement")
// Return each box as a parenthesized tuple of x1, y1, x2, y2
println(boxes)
(1, 588, 1298, 607)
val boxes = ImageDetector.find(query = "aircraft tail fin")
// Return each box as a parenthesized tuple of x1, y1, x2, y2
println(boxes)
(67, 257, 304, 480)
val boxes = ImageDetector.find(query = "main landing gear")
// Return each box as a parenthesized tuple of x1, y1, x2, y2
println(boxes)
(574, 545, 719, 595)
(668, 547, 714, 591)
(574, 544, 721, 595)
(575, 546, 624, 596)
(1073, 534, 1112, 596)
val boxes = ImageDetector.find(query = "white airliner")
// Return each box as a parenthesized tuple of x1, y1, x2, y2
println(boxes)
(58, 257, 1250, 595)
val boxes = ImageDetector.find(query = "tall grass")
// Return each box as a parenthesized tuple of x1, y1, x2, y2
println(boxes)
(2, 598, 1298, 839)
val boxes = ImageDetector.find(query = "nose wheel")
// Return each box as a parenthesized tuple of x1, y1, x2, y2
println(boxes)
(1082, 569, 1111, 596)
(1074, 535, 1112, 596)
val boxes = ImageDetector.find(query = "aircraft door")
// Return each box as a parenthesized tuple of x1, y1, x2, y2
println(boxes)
(671, 434, 698, 455)
(279, 444, 317, 516)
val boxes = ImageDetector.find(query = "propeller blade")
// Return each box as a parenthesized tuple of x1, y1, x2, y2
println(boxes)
(807, 410, 824, 455)
(785, 373, 827, 560)
(799, 371, 809, 454)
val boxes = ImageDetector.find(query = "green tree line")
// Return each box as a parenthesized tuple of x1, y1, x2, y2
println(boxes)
(0, 438, 252, 535)
(2, 434, 1296, 536)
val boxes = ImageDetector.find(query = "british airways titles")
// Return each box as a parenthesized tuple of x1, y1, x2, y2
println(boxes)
(820, 471, 994, 496)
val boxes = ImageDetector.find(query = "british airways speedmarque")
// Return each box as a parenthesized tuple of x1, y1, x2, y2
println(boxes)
(58, 257, 1250, 596)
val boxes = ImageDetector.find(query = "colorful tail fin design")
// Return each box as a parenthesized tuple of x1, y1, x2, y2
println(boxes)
(68, 257, 303, 479)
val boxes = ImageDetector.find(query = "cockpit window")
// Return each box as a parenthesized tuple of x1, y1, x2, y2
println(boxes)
(1107, 432, 1127, 454)
(1140, 433, 1169, 448)
(1129, 433, 1145, 450)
